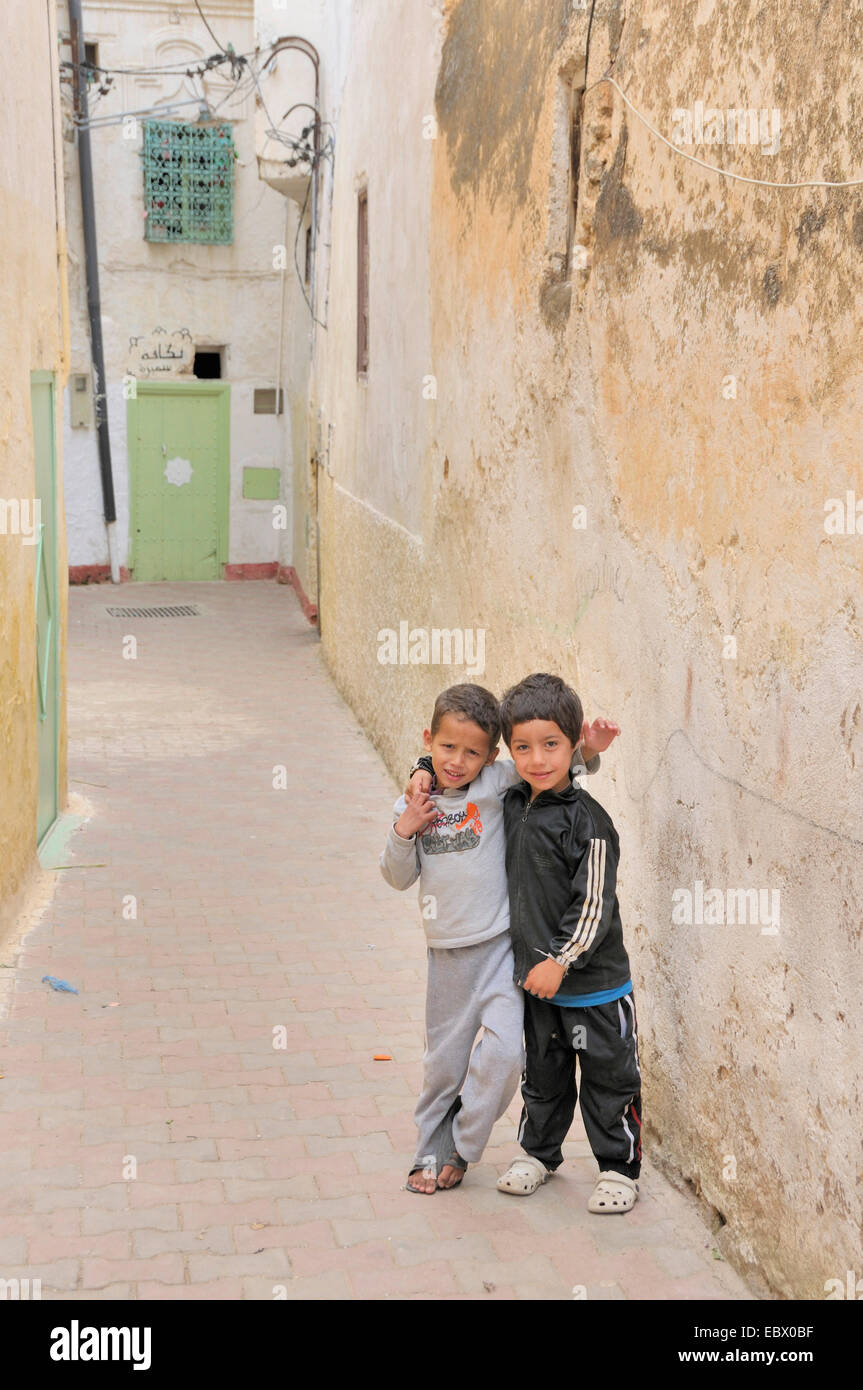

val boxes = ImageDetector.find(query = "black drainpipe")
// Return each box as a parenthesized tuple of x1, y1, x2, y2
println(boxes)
(68, 0, 118, 577)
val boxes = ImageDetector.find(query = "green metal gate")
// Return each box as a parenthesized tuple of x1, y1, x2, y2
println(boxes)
(31, 371, 60, 845)
(128, 381, 229, 581)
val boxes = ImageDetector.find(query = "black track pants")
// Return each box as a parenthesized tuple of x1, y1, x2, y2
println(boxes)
(518, 990, 642, 1178)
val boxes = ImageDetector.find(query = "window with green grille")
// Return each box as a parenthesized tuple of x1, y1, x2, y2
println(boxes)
(143, 121, 235, 244)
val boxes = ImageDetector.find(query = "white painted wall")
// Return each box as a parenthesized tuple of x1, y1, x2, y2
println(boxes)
(59, 0, 291, 571)
(253, 0, 354, 595)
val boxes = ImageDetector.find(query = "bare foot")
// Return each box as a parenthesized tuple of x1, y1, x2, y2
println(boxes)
(406, 1164, 437, 1194)
(437, 1161, 466, 1189)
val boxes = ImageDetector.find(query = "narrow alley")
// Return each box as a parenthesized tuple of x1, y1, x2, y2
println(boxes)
(0, 583, 753, 1301)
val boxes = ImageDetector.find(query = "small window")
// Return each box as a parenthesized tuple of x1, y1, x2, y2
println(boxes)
(253, 388, 284, 414)
(357, 190, 369, 375)
(194, 350, 222, 379)
(143, 120, 235, 245)
(84, 42, 99, 84)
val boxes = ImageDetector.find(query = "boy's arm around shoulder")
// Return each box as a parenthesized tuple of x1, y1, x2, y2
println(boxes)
(407, 755, 434, 798)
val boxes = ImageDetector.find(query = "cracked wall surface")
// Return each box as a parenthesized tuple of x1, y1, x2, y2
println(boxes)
(311, 0, 863, 1295)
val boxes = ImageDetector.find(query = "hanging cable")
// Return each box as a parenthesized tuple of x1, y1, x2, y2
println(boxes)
(192, 0, 227, 54)
(207, 69, 257, 118)
(293, 166, 328, 329)
(62, 50, 262, 132)
(74, 98, 214, 132)
(59, 50, 260, 79)
(592, 73, 863, 190)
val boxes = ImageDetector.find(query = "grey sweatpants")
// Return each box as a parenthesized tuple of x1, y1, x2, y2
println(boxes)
(413, 931, 525, 1170)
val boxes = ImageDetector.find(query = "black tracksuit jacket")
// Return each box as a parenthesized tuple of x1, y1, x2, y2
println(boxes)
(503, 778, 632, 999)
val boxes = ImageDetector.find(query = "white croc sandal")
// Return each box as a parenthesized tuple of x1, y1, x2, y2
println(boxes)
(496, 1154, 550, 1196)
(588, 1170, 639, 1213)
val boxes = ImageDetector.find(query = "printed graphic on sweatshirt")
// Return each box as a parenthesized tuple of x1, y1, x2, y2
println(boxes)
(420, 801, 483, 856)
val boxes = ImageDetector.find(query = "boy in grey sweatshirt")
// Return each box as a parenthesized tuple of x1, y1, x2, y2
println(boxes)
(380, 682, 614, 1193)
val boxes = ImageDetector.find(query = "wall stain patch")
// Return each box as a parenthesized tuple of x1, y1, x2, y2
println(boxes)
(591, 126, 643, 288)
(795, 207, 827, 250)
(763, 264, 781, 307)
(435, 0, 567, 217)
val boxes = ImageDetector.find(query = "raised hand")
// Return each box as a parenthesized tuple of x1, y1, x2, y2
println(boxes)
(581, 717, 621, 760)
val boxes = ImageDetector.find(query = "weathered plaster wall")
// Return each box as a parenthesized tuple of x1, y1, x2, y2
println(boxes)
(311, 0, 862, 1295)
(60, 0, 288, 571)
(573, 0, 863, 1295)
(312, 0, 441, 650)
(253, 0, 355, 600)
(0, 1, 68, 929)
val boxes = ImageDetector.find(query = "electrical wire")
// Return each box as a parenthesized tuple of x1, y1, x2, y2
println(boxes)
(65, 54, 258, 131)
(244, 57, 282, 134)
(274, 196, 290, 431)
(67, 66, 216, 132)
(207, 68, 258, 118)
(192, 0, 227, 54)
(74, 98, 212, 131)
(63, 39, 326, 148)
(63, 42, 329, 153)
(593, 73, 863, 190)
(64, 14, 332, 320)
(293, 172, 327, 329)
(60, 51, 260, 78)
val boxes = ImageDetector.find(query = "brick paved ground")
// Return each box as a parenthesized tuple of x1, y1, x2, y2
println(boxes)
(0, 582, 754, 1300)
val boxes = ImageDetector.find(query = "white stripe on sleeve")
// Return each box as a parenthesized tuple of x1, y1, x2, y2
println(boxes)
(557, 838, 606, 966)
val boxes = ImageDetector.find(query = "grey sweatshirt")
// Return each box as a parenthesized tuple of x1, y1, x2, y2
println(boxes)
(380, 754, 597, 949)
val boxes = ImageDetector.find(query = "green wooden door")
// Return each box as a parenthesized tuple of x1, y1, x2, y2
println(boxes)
(128, 382, 229, 580)
(31, 371, 60, 845)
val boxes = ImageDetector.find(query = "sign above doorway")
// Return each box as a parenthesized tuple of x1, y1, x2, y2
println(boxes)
(127, 327, 194, 379)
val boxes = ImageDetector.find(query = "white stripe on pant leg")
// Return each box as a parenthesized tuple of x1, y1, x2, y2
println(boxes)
(621, 1103, 635, 1164)
(616, 999, 626, 1038)
(624, 993, 641, 1078)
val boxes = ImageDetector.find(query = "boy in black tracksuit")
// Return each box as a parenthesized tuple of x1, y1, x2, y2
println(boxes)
(496, 672, 642, 1213)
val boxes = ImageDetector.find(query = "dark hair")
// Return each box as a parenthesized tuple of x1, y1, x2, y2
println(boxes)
(430, 683, 501, 748)
(499, 672, 583, 748)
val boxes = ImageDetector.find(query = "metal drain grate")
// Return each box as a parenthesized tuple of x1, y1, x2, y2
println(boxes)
(105, 605, 202, 618)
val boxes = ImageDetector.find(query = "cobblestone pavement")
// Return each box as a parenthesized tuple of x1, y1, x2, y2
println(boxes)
(0, 582, 754, 1300)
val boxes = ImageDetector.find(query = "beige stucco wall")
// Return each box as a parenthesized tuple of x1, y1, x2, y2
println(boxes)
(305, 0, 862, 1296)
(0, 1, 69, 934)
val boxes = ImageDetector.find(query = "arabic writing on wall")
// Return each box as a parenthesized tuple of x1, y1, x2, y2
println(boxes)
(127, 328, 195, 378)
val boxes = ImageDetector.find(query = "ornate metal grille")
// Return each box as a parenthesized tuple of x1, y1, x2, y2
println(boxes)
(143, 121, 235, 244)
